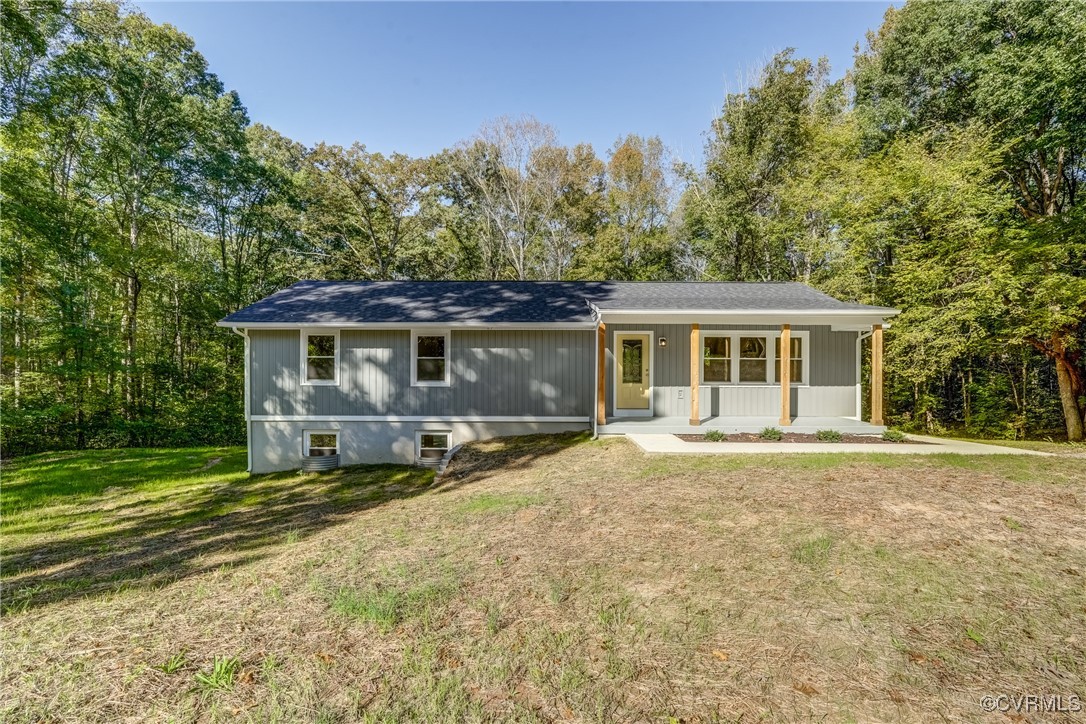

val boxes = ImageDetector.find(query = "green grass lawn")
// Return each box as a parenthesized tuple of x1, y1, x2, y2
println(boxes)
(3, 436, 1085, 722)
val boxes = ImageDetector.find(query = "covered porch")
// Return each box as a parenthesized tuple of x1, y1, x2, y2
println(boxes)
(594, 314, 892, 432)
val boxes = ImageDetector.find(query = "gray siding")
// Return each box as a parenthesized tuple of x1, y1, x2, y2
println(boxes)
(606, 323, 857, 418)
(250, 328, 594, 418)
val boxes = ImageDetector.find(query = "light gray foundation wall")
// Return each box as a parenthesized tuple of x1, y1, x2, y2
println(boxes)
(251, 420, 588, 473)
(250, 328, 595, 418)
(606, 323, 857, 418)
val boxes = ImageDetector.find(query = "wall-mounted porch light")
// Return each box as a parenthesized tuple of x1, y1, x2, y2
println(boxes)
(658, 337, 668, 348)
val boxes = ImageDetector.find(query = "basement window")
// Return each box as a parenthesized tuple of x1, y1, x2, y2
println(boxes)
(416, 431, 451, 461)
(304, 430, 338, 457)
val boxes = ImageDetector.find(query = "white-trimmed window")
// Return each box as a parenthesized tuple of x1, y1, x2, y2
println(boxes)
(304, 430, 338, 457)
(700, 331, 809, 386)
(416, 430, 451, 460)
(302, 330, 339, 385)
(411, 330, 450, 387)
(702, 335, 732, 383)
(775, 336, 804, 384)
(738, 336, 768, 382)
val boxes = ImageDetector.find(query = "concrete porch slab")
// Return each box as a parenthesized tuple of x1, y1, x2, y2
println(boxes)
(625, 433, 1054, 456)
(599, 415, 885, 436)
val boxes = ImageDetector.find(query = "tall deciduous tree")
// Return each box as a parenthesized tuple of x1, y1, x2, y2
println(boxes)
(576, 135, 674, 280)
(304, 143, 437, 279)
(60, 2, 237, 420)
(681, 51, 837, 281)
(853, 0, 1086, 439)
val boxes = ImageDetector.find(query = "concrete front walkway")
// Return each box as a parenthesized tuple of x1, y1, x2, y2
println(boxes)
(626, 433, 1054, 456)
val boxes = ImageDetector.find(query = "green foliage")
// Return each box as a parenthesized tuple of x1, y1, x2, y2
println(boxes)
(881, 429, 906, 443)
(703, 429, 726, 442)
(193, 656, 240, 692)
(759, 426, 783, 441)
(2, 0, 1083, 453)
(815, 429, 842, 443)
(155, 652, 187, 675)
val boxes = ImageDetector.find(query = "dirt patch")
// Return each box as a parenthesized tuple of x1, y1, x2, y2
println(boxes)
(200, 456, 223, 470)
(677, 432, 927, 444)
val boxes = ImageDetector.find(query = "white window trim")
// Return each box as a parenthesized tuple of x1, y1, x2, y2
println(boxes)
(415, 429, 452, 457)
(411, 329, 451, 387)
(303, 429, 339, 456)
(300, 329, 340, 386)
(698, 330, 810, 387)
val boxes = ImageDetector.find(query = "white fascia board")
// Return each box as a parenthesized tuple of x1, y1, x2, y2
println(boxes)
(597, 308, 900, 316)
(216, 321, 597, 330)
(251, 415, 591, 423)
(597, 311, 899, 326)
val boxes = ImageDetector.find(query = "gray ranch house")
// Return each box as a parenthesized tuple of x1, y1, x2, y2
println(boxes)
(218, 281, 898, 473)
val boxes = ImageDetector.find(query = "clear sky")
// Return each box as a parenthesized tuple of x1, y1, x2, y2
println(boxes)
(136, 1, 894, 163)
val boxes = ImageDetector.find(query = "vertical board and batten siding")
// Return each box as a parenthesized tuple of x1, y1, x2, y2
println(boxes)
(250, 328, 594, 418)
(606, 323, 857, 418)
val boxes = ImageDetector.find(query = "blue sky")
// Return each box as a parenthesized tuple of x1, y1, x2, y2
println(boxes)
(136, 2, 894, 163)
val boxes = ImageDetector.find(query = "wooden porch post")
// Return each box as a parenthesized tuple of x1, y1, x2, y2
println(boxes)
(689, 323, 700, 426)
(871, 324, 884, 425)
(779, 324, 791, 426)
(596, 322, 607, 426)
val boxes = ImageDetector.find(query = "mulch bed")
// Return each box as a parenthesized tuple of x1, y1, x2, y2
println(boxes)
(677, 432, 928, 444)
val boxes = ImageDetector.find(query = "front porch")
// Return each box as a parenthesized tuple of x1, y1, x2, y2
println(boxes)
(598, 415, 886, 436)
(595, 318, 889, 431)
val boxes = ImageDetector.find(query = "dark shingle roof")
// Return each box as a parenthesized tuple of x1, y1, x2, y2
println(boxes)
(218, 281, 897, 326)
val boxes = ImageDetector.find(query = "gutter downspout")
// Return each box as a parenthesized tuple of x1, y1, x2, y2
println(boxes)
(855, 330, 873, 421)
(592, 319, 600, 439)
(231, 327, 252, 473)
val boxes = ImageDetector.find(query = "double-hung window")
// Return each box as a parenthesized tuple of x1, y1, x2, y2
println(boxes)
(411, 330, 451, 386)
(775, 336, 804, 384)
(738, 336, 768, 383)
(302, 330, 338, 385)
(702, 336, 732, 383)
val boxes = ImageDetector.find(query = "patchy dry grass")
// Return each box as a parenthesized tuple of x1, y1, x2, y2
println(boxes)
(3, 434, 1085, 722)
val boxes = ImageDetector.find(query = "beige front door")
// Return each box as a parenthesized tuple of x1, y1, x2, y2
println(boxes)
(615, 333, 651, 414)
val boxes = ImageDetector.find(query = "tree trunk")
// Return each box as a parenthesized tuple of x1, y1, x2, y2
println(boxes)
(1054, 356, 1085, 442)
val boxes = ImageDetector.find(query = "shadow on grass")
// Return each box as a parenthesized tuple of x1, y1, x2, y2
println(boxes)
(434, 431, 593, 491)
(2, 433, 590, 612)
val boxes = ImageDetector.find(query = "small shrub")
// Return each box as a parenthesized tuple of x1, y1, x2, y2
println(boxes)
(155, 652, 187, 674)
(194, 656, 240, 692)
(881, 429, 907, 442)
(815, 429, 843, 443)
(703, 429, 726, 442)
(759, 426, 783, 441)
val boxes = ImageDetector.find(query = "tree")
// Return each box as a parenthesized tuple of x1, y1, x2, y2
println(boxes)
(304, 143, 436, 279)
(57, 2, 236, 420)
(681, 51, 837, 281)
(452, 115, 561, 280)
(853, 0, 1086, 439)
(575, 135, 674, 280)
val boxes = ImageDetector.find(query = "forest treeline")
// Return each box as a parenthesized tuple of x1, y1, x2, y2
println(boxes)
(2, 0, 1084, 454)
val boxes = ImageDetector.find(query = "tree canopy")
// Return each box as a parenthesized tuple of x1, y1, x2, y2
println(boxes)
(2, 0, 1084, 451)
